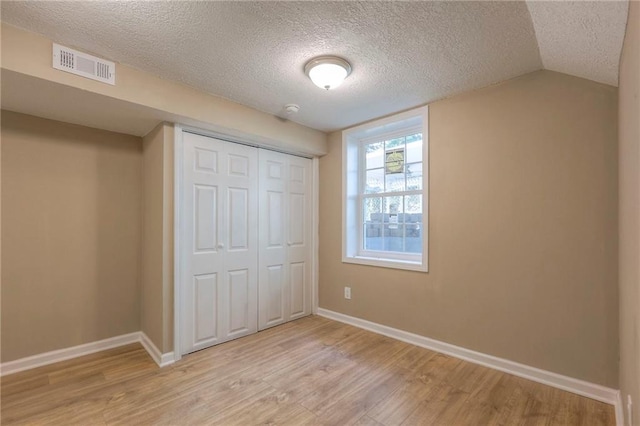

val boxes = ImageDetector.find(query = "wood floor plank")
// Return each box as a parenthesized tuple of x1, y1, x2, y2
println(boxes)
(314, 364, 410, 425)
(0, 344, 140, 386)
(398, 383, 464, 425)
(109, 374, 273, 425)
(204, 388, 317, 426)
(355, 414, 386, 426)
(299, 343, 410, 414)
(0, 373, 50, 398)
(0, 316, 615, 425)
(367, 353, 461, 425)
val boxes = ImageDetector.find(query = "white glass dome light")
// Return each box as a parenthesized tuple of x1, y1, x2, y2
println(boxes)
(304, 56, 352, 90)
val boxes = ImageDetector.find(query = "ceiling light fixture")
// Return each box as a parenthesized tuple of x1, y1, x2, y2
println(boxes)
(304, 56, 352, 90)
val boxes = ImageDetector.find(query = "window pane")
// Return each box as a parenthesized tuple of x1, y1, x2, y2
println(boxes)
(363, 197, 383, 251)
(364, 168, 384, 194)
(365, 142, 384, 169)
(364, 222, 383, 250)
(363, 197, 383, 222)
(406, 163, 422, 190)
(386, 137, 405, 150)
(405, 194, 422, 214)
(384, 196, 404, 215)
(406, 133, 422, 143)
(404, 195, 422, 253)
(406, 136, 422, 164)
(385, 171, 405, 192)
(383, 196, 404, 252)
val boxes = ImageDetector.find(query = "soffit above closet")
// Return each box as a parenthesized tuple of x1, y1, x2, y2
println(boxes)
(0, 1, 629, 132)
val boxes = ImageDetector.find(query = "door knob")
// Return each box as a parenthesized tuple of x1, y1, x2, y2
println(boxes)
(218, 243, 225, 249)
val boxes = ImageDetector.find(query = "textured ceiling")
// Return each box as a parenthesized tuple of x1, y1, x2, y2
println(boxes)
(526, 1, 629, 86)
(0, 1, 629, 132)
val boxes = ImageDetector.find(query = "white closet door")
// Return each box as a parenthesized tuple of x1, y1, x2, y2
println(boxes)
(286, 155, 313, 321)
(258, 150, 288, 329)
(258, 150, 312, 330)
(181, 132, 258, 355)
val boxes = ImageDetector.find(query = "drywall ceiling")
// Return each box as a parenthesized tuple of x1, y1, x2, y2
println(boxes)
(526, 1, 629, 86)
(0, 1, 629, 132)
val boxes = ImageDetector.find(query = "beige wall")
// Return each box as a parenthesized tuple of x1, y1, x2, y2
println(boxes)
(619, 0, 640, 423)
(141, 124, 164, 350)
(319, 70, 619, 387)
(1, 23, 327, 156)
(161, 125, 174, 354)
(141, 122, 174, 353)
(1, 111, 142, 362)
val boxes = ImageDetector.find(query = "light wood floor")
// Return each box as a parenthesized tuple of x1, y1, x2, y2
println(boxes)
(1, 316, 614, 425)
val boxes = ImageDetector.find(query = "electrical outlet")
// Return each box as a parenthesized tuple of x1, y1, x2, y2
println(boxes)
(628, 395, 633, 426)
(344, 286, 351, 300)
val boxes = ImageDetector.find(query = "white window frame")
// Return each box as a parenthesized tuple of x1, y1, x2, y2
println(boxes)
(342, 106, 429, 272)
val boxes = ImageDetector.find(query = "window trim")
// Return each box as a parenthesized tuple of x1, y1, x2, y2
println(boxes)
(342, 106, 429, 272)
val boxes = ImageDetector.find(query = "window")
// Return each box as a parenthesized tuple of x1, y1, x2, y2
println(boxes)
(343, 106, 428, 272)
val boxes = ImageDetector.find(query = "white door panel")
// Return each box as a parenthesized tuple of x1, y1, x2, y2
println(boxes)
(194, 273, 218, 347)
(182, 132, 258, 355)
(194, 185, 218, 253)
(228, 188, 249, 250)
(289, 261, 305, 318)
(265, 264, 285, 324)
(287, 155, 312, 321)
(258, 150, 288, 330)
(267, 191, 284, 247)
(228, 268, 251, 335)
(289, 193, 305, 245)
(258, 150, 312, 330)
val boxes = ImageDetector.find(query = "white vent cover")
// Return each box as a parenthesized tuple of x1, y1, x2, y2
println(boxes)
(52, 43, 115, 85)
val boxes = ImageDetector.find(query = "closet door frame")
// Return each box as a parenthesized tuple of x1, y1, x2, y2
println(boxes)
(173, 125, 319, 362)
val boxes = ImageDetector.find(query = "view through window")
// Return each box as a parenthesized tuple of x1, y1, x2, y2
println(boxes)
(362, 133, 423, 255)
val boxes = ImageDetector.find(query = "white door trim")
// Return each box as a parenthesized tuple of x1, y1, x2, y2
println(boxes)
(173, 124, 184, 362)
(312, 157, 320, 314)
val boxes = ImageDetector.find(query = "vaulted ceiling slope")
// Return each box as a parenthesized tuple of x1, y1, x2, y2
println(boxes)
(0, 1, 629, 132)
(526, 1, 628, 87)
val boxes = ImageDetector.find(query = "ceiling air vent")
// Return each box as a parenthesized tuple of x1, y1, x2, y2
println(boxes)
(52, 43, 115, 85)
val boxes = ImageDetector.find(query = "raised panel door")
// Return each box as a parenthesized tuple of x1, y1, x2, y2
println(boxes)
(182, 132, 258, 354)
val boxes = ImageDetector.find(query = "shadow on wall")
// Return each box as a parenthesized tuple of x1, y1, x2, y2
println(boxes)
(94, 136, 142, 342)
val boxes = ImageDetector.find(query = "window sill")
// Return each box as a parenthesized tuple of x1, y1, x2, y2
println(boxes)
(342, 255, 428, 272)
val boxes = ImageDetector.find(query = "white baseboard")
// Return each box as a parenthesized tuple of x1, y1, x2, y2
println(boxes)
(0, 332, 140, 376)
(140, 332, 175, 367)
(0, 312, 622, 424)
(1, 331, 175, 376)
(317, 308, 620, 407)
